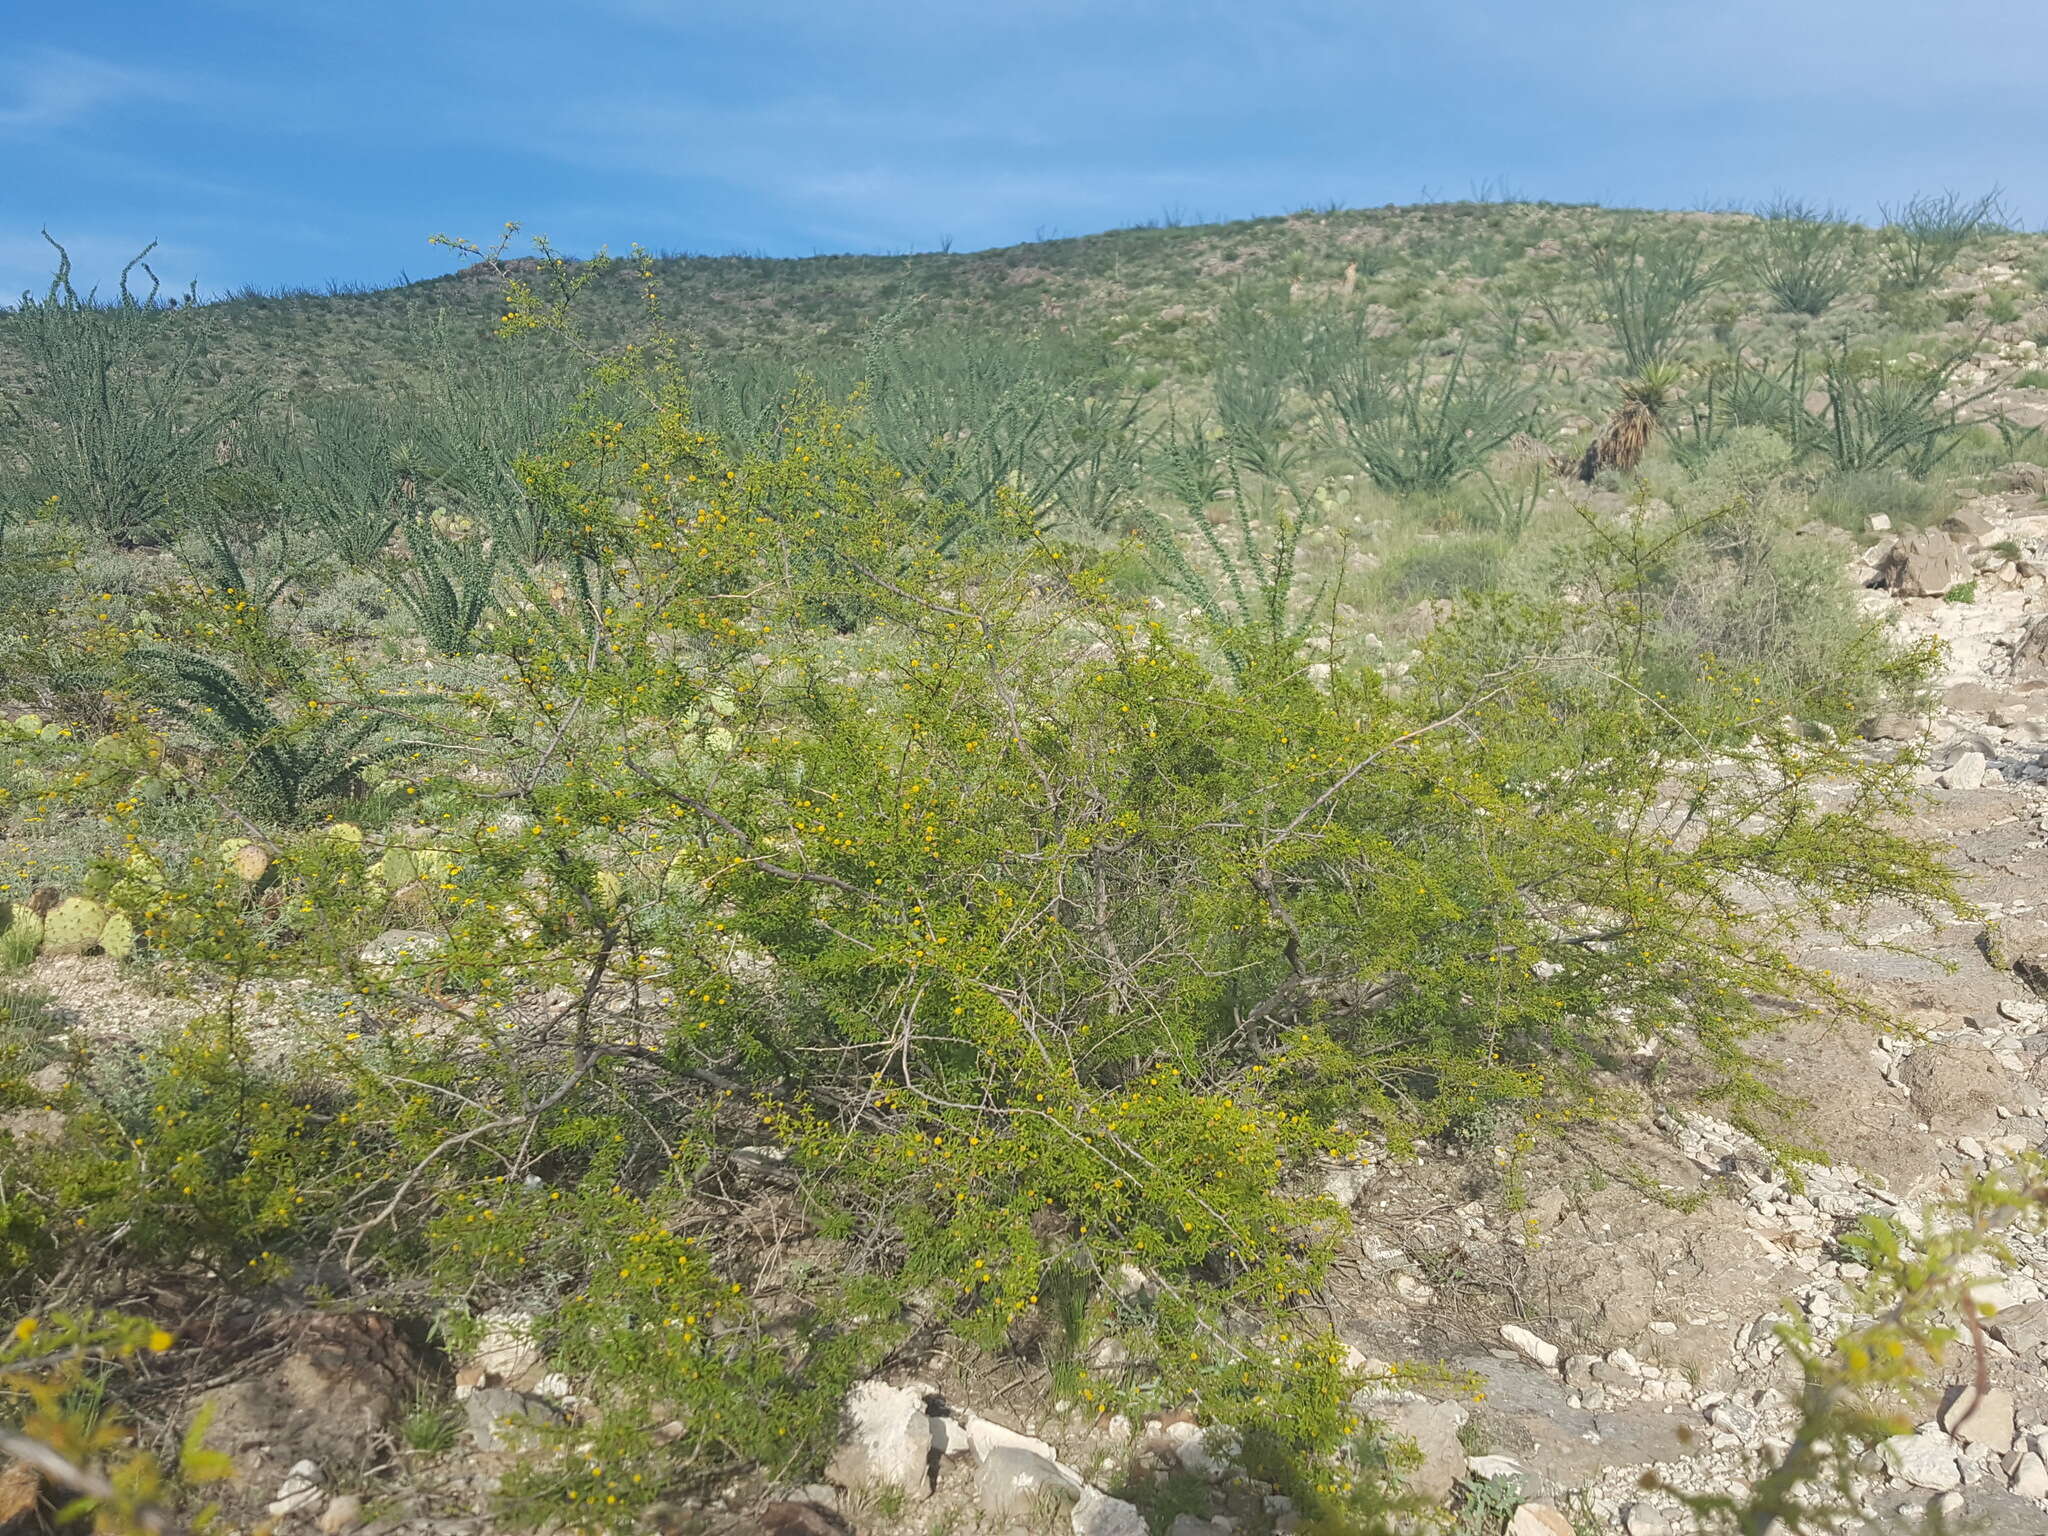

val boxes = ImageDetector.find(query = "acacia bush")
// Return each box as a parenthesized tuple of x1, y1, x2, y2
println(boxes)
(0, 226, 1992, 1530)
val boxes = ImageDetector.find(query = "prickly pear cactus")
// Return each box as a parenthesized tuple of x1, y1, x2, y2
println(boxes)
(98, 912, 137, 960)
(40, 896, 108, 956)
(374, 849, 418, 888)
(220, 839, 271, 883)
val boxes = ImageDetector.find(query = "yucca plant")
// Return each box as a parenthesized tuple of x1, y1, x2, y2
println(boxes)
(1747, 199, 1862, 316)
(1148, 410, 1231, 512)
(0, 236, 262, 545)
(126, 645, 398, 824)
(411, 312, 581, 563)
(1572, 362, 1686, 481)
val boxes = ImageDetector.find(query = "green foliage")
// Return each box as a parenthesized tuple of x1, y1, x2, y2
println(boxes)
(1673, 1156, 2048, 1534)
(1746, 199, 1860, 316)
(0, 205, 2021, 1529)
(1314, 336, 1528, 494)
(376, 514, 498, 654)
(1818, 344, 1994, 476)
(1943, 578, 1977, 604)
(266, 397, 412, 566)
(0, 237, 261, 545)
(1807, 467, 1948, 533)
(1213, 291, 1308, 487)
(0, 983, 70, 1070)
(0, 1310, 217, 1536)
(1878, 189, 2005, 289)
(1587, 222, 1723, 375)
(125, 645, 398, 822)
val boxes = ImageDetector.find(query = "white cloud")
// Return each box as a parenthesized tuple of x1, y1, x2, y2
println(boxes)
(0, 48, 202, 136)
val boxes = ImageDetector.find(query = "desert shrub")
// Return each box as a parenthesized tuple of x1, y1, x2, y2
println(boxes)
(1673, 351, 1817, 469)
(1538, 497, 1926, 721)
(374, 514, 498, 654)
(1807, 467, 1949, 533)
(1371, 533, 1510, 603)
(1314, 337, 1528, 494)
(0, 224, 1983, 1530)
(1669, 425, 1796, 511)
(1878, 189, 2005, 289)
(1746, 199, 1861, 316)
(1817, 344, 1995, 476)
(1586, 223, 1723, 375)
(1213, 291, 1308, 486)
(0, 238, 262, 546)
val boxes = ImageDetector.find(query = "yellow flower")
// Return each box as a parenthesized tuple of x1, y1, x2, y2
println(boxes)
(11, 1317, 37, 1342)
(149, 1329, 174, 1353)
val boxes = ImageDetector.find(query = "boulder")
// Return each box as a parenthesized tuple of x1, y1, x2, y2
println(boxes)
(1376, 1397, 1469, 1500)
(1878, 531, 1971, 596)
(1939, 1384, 2015, 1454)
(1882, 1429, 1963, 1490)
(192, 1312, 428, 1476)
(1986, 1299, 2048, 1356)
(975, 1446, 1079, 1517)
(1942, 505, 1997, 549)
(1508, 1505, 1575, 1536)
(1072, 1488, 1148, 1536)
(464, 1386, 565, 1451)
(824, 1380, 938, 1495)
(1901, 1042, 2021, 1136)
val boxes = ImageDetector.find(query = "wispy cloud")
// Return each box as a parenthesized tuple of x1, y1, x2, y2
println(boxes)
(0, 47, 202, 136)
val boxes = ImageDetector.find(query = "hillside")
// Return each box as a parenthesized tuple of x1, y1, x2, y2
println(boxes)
(2, 196, 2048, 1536)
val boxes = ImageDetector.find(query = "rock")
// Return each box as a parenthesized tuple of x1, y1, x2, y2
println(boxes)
(1499, 1324, 1560, 1370)
(194, 1312, 427, 1475)
(1902, 1043, 2021, 1136)
(1072, 1488, 1148, 1536)
(267, 1460, 324, 1518)
(1508, 1505, 1575, 1536)
(1468, 1454, 1523, 1480)
(1939, 751, 1987, 791)
(1878, 530, 1971, 596)
(1168, 1518, 1227, 1536)
(2011, 1451, 2048, 1499)
(358, 929, 444, 968)
(1160, 1419, 1239, 1480)
(758, 1501, 848, 1536)
(964, 1411, 1064, 1468)
(1929, 1490, 1965, 1523)
(319, 1494, 363, 1534)
(1940, 1385, 2016, 1454)
(1621, 1504, 1674, 1536)
(825, 1381, 936, 1495)
(464, 1386, 565, 1451)
(1942, 506, 1996, 548)
(1861, 712, 1926, 741)
(1989, 1300, 2048, 1355)
(975, 1446, 1079, 1517)
(0, 1462, 42, 1535)
(1376, 1397, 1469, 1501)
(1708, 1398, 1760, 1441)
(1882, 1429, 1963, 1490)
(471, 1307, 546, 1389)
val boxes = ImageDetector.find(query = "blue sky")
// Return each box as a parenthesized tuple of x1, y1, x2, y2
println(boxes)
(3, 0, 2043, 303)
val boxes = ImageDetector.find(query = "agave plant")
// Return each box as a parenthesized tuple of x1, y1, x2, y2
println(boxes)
(127, 645, 400, 823)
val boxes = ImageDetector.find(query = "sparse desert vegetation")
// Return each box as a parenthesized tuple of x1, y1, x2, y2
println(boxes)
(4, 195, 2048, 1536)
